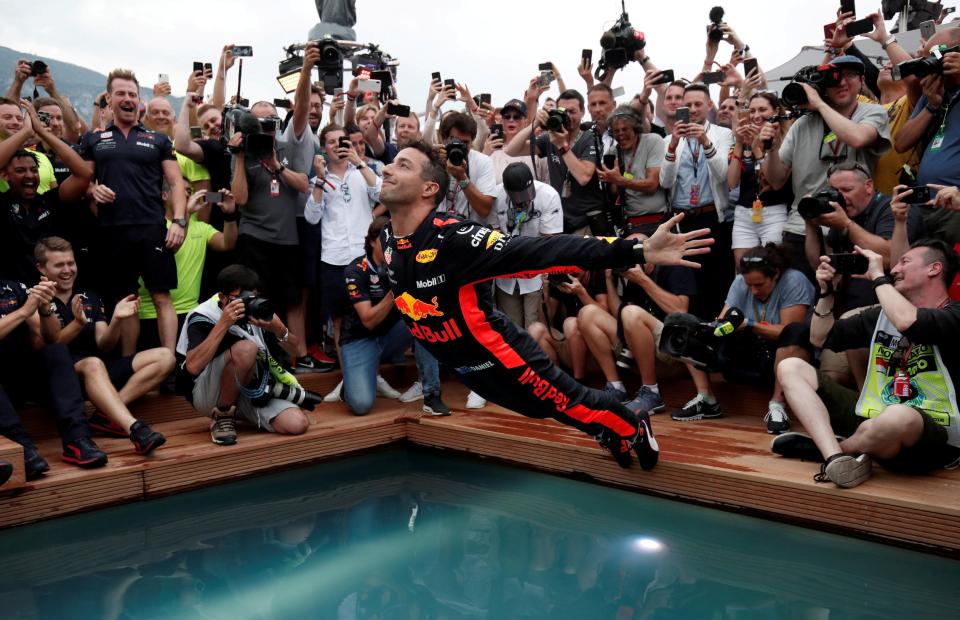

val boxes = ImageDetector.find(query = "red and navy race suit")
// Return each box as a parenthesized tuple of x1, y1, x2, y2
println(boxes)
(382, 215, 644, 443)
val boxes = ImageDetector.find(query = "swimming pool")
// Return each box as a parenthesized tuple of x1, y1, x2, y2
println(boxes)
(1, 449, 957, 619)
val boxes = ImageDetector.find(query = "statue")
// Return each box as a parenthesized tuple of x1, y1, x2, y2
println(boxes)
(309, 0, 357, 41)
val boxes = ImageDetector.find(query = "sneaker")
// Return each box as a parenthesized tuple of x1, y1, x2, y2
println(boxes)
(764, 402, 791, 434)
(671, 394, 722, 421)
(0, 459, 11, 486)
(22, 444, 49, 480)
(210, 406, 237, 446)
(633, 409, 660, 471)
(88, 410, 129, 438)
(61, 437, 108, 468)
(323, 381, 343, 403)
(815, 453, 872, 488)
(376, 375, 401, 399)
(423, 392, 452, 416)
(771, 432, 825, 462)
(129, 421, 166, 455)
(465, 391, 486, 409)
(625, 386, 665, 415)
(596, 428, 635, 469)
(399, 381, 424, 403)
(307, 346, 338, 371)
(294, 354, 325, 374)
(603, 384, 628, 403)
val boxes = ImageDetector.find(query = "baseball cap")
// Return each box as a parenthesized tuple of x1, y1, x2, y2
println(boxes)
(503, 162, 536, 203)
(829, 55, 865, 75)
(501, 99, 528, 118)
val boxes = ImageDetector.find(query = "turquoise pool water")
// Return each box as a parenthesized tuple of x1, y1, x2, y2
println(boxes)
(1, 450, 957, 619)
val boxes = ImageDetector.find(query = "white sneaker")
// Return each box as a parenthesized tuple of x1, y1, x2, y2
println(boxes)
(376, 375, 401, 399)
(399, 381, 424, 403)
(764, 401, 791, 435)
(465, 391, 487, 409)
(323, 381, 343, 403)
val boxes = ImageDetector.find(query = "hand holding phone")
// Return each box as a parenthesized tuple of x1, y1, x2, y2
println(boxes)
(827, 253, 869, 275)
(205, 191, 223, 204)
(676, 107, 690, 123)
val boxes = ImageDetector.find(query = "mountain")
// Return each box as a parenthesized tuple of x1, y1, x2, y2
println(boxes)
(0, 46, 183, 122)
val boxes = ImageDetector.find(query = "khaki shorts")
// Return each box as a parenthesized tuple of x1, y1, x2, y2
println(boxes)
(192, 352, 296, 432)
(650, 318, 677, 365)
(819, 305, 877, 378)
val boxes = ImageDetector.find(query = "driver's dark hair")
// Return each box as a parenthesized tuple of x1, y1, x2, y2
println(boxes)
(404, 140, 449, 206)
(910, 238, 958, 287)
(217, 265, 261, 295)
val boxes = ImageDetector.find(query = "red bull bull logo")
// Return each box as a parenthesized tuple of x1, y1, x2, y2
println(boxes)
(395, 292, 444, 321)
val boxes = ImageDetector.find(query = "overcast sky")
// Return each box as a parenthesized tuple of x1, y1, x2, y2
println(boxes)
(1, 1, 906, 113)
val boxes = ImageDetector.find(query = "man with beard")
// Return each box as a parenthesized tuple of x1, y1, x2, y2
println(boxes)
(377, 141, 714, 470)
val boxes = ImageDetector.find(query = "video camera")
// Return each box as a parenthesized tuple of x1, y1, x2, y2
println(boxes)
(780, 64, 842, 107)
(222, 107, 279, 160)
(707, 6, 726, 42)
(797, 187, 845, 220)
(546, 108, 571, 133)
(658, 308, 745, 370)
(893, 44, 960, 80)
(597, 1, 646, 81)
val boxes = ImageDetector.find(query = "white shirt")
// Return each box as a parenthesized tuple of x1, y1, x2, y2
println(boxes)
(493, 181, 564, 295)
(439, 149, 498, 226)
(658, 121, 734, 219)
(305, 163, 382, 266)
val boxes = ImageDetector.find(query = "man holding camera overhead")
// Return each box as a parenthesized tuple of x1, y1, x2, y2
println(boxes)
(761, 55, 891, 277)
(437, 112, 497, 224)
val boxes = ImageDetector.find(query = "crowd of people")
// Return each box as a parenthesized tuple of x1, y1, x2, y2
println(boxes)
(1, 5, 960, 490)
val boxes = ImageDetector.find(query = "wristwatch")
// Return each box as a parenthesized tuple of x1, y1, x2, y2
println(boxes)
(881, 35, 897, 50)
(278, 328, 290, 343)
(872, 275, 894, 289)
(356, 161, 367, 170)
(459, 178, 471, 189)
(38, 302, 55, 317)
(632, 241, 645, 265)
(275, 164, 286, 175)
(172, 217, 187, 228)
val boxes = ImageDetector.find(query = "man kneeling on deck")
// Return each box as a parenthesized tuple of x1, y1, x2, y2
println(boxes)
(776, 241, 960, 488)
(177, 265, 311, 445)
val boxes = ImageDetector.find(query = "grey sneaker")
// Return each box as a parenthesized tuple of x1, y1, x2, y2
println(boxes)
(815, 453, 872, 488)
(423, 393, 452, 416)
(671, 394, 722, 421)
(626, 386, 665, 415)
(210, 405, 237, 446)
(602, 384, 628, 403)
(764, 402, 791, 434)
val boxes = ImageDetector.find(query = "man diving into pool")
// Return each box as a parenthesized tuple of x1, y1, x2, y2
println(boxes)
(374, 142, 713, 470)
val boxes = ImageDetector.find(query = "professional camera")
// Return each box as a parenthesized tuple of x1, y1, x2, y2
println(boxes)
(780, 64, 841, 107)
(249, 353, 323, 411)
(222, 107, 277, 159)
(797, 187, 846, 220)
(892, 45, 960, 80)
(238, 290, 274, 322)
(30, 60, 48, 77)
(546, 108, 571, 133)
(444, 138, 469, 166)
(315, 37, 345, 92)
(597, 1, 646, 80)
(658, 308, 744, 370)
(707, 6, 726, 42)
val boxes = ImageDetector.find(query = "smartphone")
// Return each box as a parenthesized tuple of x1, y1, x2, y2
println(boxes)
(743, 57, 759, 79)
(845, 17, 875, 37)
(190, 125, 202, 139)
(538, 62, 552, 71)
(203, 62, 213, 78)
(158, 73, 170, 84)
(490, 123, 504, 140)
(333, 88, 343, 97)
(273, 98, 291, 109)
(192, 61, 203, 74)
(205, 191, 222, 204)
(828, 253, 869, 275)
(945, 7, 957, 16)
(536, 71, 554, 88)
(651, 69, 674, 85)
(386, 102, 411, 117)
(431, 72, 441, 83)
(480, 93, 491, 105)
(903, 185, 931, 204)
(371, 70, 394, 87)
(231, 45, 253, 57)
(37, 110, 52, 126)
(824, 22, 838, 40)
(338, 136, 352, 151)
(702, 71, 725, 85)
(920, 20, 937, 40)
(676, 107, 690, 123)
(443, 78, 455, 88)
(602, 153, 617, 170)
(840, 0, 856, 16)
(358, 79, 381, 93)
(611, 86, 625, 98)
(582, 49, 593, 65)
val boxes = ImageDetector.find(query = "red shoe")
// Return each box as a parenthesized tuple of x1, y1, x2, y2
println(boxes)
(88, 410, 129, 437)
(307, 345, 337, 366)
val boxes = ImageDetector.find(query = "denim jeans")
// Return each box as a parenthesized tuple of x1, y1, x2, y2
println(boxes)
(341, 321, 413, 415)
(414, 341, 440, 395)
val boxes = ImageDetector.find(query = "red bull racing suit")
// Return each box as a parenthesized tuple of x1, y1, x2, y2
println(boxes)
(383, 215, 658, 469)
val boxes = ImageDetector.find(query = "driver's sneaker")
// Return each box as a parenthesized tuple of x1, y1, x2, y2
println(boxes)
(625, 386, 665, 415)
(814, 453, 872, 488)
(764, 401, 790, 434)
(376, 375, 401, 399)
(62, 437, 108, 468)
(671, 394, 722, 421)
(596, 428, 634, 469)
(633, 409, 660, 470)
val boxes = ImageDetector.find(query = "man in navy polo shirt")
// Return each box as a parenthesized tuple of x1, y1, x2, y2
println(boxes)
(78, 69, 187, 355)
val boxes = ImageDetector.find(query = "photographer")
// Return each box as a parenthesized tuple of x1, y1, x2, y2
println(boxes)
(35, 237, 171, 455)
(672, 244, 814, 434)
(0, 97, 58, 195)
(437, 112, 497, 223)
(776, 243, 960, 489)
(660, 83, 735, 318)
(587, 84, 617, 152)
(893, 29, 960, 244)
(6, 59, 83, 143)
(229, 101, 310, 369)
(598, 105, 667, 236)
(177, 265, 309, 446)
(504, 89, 604, 234)
(761, 55, 891, 276)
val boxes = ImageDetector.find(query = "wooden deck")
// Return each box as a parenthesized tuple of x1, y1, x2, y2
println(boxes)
(1, 368, 958, 555)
